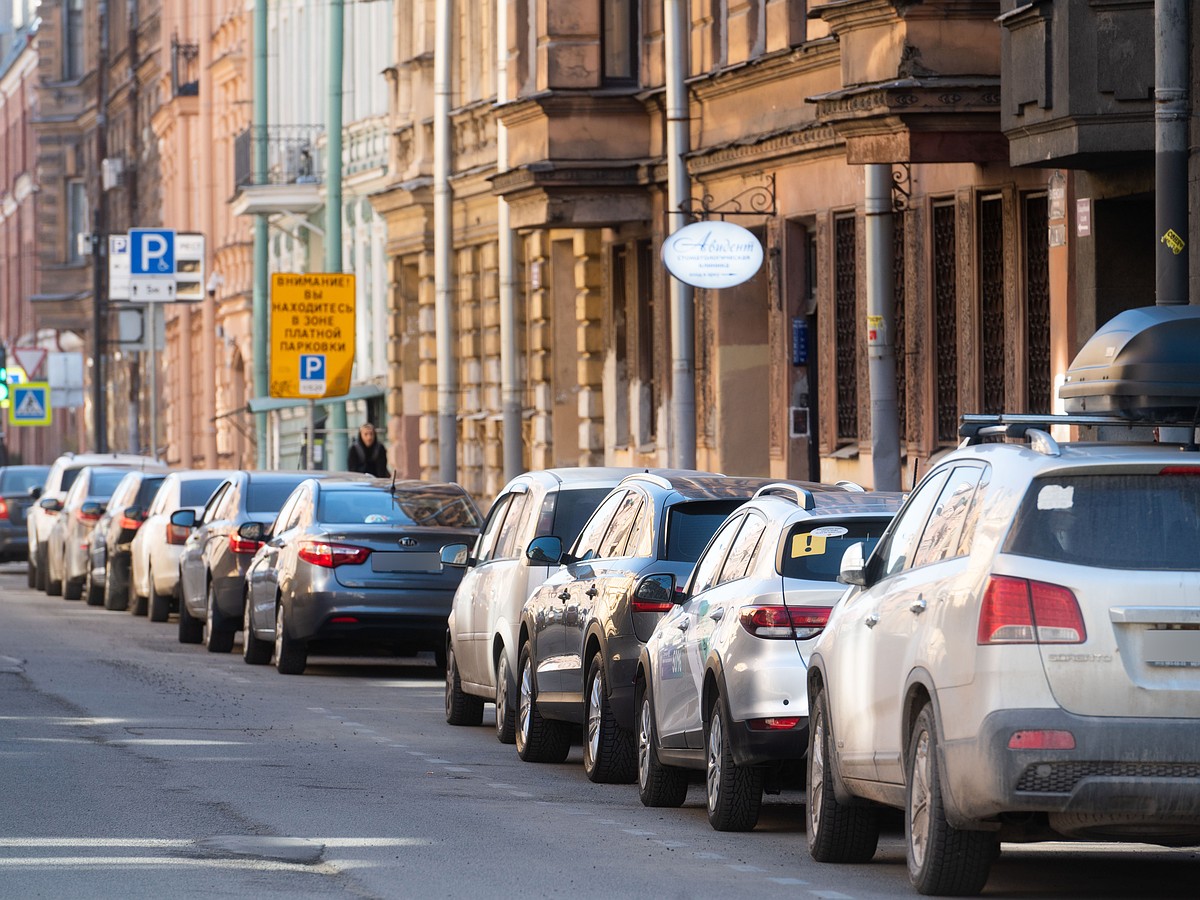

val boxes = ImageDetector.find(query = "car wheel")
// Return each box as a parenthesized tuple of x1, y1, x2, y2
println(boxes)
(494, 651, 516, 744)
(203, 583, 235, 653)
(807, 683, 881, 863)
(445, 642, 485, 726)
(45, 547, 62, 597)
(906, 704, 996, 896)
(63, 575, 83, 601)
(273, 602, 307, 675)
(27, 550, 36, 588)
(637, 682, 689, 808)
(242, 593, 272, 665)
(583, 653, 636, 784)
(104, 559, 128, 611)
(84, 562, 104, 606)
(515, 642, 571, 763)
(34, 544, 47, 591)
(148, 569, 171, 623)
(704, 691, 763, 831)
(178, 595, 203, 644)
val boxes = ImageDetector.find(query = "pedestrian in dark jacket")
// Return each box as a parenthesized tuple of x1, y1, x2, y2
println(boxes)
(348, 423, 389, 476)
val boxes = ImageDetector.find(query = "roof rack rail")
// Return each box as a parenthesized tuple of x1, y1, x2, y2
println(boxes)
(835, 480, 866, 492)
(752, 482, 816, 510)
(623, 471, 674, 490)
(958, 413, 1171, 455)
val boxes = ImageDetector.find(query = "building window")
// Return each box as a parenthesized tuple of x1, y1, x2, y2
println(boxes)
(834, 214, 857, 443)
(602, 0, 638, 83)
(66, 180, 88, 264)
(979, 196, 1006, 415)
(64, 0, 85, 80)
(933, 202, 958, 444)
(635, 239, 657, 443)
(1024, 195, 1052, 414)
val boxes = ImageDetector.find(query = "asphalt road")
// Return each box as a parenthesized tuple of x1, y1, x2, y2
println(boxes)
(1, 562, 1197, 898)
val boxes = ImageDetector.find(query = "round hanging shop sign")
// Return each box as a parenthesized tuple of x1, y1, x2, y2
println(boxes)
(660, 220, 764, 289)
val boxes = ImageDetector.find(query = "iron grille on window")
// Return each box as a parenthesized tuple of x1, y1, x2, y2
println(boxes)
(980, 197, 1005, 415)
(171, 35, 199, 97)
(233, 126, 324, 188)
(933, 203, 958, 443)
(1025, 195, 1052, 414)
(835, 215, 858, 442)
(893, 211, 907, 442)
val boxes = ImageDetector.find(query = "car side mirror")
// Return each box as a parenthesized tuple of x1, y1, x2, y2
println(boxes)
(80, 501, 105, 519)
(838, 541, 869, 586)
(28, 485, 42, 499)
(238, 521, 266, 543)
(526, 535, 564, 566)
(170, 509, 197, 529)
(440, 542, 472, 568)
(633, 573, 677, 608)
(39, 497, 62, 512)
(123, 505, 144, 521)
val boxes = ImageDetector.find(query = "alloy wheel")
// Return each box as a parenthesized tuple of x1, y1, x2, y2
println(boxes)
(586, 667, 604, 766)
(809, 706, 827, 837)
(908, 727, 933, 872)
(518, 656, 533, 745)
(706, 711, 724, 813)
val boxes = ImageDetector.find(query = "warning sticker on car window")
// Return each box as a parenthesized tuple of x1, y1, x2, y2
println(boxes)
(810, 525, 849, 538)
(1037, 484, 1074, 510)
(792, 533, 828, 557)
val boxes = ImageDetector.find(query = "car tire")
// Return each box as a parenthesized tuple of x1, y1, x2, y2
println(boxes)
(583, 653, 636, 784)
(637, 682, 689, 808)
(515, 642, 571, 764)
(178, 596, 204, 644)
(906, 704, 996, 896)
(45, 547, 62, 597)
(27, 551, 36, 588)
(63, 575, 83, 601)
(34, 544, 47, 591)
(445, 642, 485, 726)
(242, 593, 272, 665)
(148, 569, 171, 623)
(494, 651, 516, 744)
(807, 683, 881, 863)
(104, 560, 128, 611)
(204, 583, 235, 653)
(84, 563, 104, 606)
(705, 691, 763, 831)
(273, 602, 307, 675)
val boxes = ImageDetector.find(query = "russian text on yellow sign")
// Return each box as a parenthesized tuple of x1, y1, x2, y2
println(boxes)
(269, 273, 357, 399)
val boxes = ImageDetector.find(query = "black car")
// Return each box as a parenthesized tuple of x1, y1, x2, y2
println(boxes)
(84, 469, 169, 608)
(0, 465, 49, 562)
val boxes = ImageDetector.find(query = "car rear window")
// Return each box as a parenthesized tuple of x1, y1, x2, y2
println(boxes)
(0, 468, 49, 493)
(318, 488, 481, 528)
(780, 520, 891, 581)
(664, 500, 747, 563)
(1004, 473, 1200, 571)
(180, 477, 226, 507)
(135, 477, 167, 506)
(60, 467, 83, 493)
(549, 488, 612, 546)
(90, 471, 130, 498)
(248, 479, 307, 513)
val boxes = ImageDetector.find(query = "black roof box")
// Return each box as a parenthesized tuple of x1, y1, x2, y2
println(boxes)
(1060, 305, 1200, 421)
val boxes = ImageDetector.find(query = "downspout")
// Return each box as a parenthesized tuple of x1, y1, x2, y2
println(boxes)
(252, 0, 269, 467)
(497, 0, 521, 481)
(664, 0, 695, 468)
(865, 165, 902, 491)
(93, 0, 110, 452)
(1155, 0, 1188, 305)
(200, 0, 218, 466)
(325, 0, 348, 471)
(434, 0, 456, 481)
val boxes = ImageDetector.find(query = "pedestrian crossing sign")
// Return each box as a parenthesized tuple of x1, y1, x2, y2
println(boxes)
(8, 382, 51, 426)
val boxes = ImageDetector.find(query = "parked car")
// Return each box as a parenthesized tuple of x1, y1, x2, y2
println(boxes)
(807, 416, 1200, 895)
(129, 470, 234, 620)
(83, 469, 169, 608)
(27, 452, 160, 591)
(45, 465, 147, 599)
(442, 467, 642, 742)
(175, 470, 326, 652)
(242, 476, 482, 674)
(515, 470, 775, 783)
(635, 482, 903, 830)
(0, 465, 49, 562)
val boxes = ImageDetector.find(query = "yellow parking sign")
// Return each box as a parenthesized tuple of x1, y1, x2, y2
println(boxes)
(269, 273, 356, 399)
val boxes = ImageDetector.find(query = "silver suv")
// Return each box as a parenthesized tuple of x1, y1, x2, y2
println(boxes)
(636, 483, 902, 831)
(807, 415, 1200, 895)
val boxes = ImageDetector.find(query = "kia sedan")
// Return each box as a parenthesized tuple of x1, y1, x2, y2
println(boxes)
(243, 477, 481, 674)
(0, 465, 49, 562)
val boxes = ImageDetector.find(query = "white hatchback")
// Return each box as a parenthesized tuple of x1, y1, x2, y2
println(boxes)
(807, 417, 1200, 895)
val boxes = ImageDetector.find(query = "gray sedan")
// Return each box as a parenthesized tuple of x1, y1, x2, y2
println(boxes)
(242, 476, 482, 674)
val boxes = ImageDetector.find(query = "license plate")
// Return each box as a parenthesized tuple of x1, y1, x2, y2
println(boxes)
(1144, 629, 1200, 667)
(370, 551, 440, 573)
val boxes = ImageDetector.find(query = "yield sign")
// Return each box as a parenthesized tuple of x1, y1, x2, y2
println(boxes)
(12, 347, 46, 379)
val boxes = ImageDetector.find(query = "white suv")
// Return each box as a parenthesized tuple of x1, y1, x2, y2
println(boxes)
(807, 415, 1200, 895)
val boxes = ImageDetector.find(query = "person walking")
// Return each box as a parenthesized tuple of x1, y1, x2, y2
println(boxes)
(348, 422, 390, 476)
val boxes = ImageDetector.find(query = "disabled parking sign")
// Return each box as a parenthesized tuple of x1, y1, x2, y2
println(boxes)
(299, 354, 326, 396)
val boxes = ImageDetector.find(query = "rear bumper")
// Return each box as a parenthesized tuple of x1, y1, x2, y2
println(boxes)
(726, 717, 808, 768)
(0, 525, 29, 560)
(287, 588, 455, 655)
(940, 708, 1200, 831)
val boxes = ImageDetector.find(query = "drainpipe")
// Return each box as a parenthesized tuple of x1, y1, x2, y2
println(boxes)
(1155, 0, 1188, 305)
(434, 0, 456, 481)
(200, 0, 218, 467)
(252, 0, 269, 468)
(497, 0, 521, 481)
(325, 0, 348, 472)
(865, 165, 902, 491)
(92, 0, 110, 452)
(664, 0, 695, 468)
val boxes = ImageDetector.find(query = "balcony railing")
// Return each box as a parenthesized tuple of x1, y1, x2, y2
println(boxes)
(233, 126, 324, 189)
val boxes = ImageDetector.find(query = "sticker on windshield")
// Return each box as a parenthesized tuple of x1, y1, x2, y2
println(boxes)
(791, 533, 828, 557)
(1036, 484, 1074, 510)
(810, 525, 849, 538)
(365, 514, 389, 524)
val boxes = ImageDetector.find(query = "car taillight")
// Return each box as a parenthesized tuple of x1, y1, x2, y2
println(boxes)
(1008, 730, 1075, 750)
(1160, 466, 1200, 475)
(78, 508, 102, 523)
(119, 515, 142, 530)
(0, 498, 8, 521)
(977, 575, 1086, 645)
(739, 605, 832, 640)
(631, 598, 674, 614)
(165, 523, 191, 545)
(229, 535, 262, 555)
(298, 541, 371, 568)
(747, 716, 802, 731)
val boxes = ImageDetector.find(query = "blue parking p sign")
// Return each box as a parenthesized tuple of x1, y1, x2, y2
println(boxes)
(299, 354, 326, 396)
(129, 228, 176, 275)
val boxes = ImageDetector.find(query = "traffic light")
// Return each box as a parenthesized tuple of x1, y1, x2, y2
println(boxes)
(0, 345, 8, 404)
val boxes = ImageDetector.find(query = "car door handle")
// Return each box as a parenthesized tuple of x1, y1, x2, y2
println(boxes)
(678, 618, 690, 631)
(708, 609, 724, 622)
(558, 589, 571, 602)
(585, 585, 598, 598)
(910, 597, 928, 615)
(864, 613, 879, 628)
